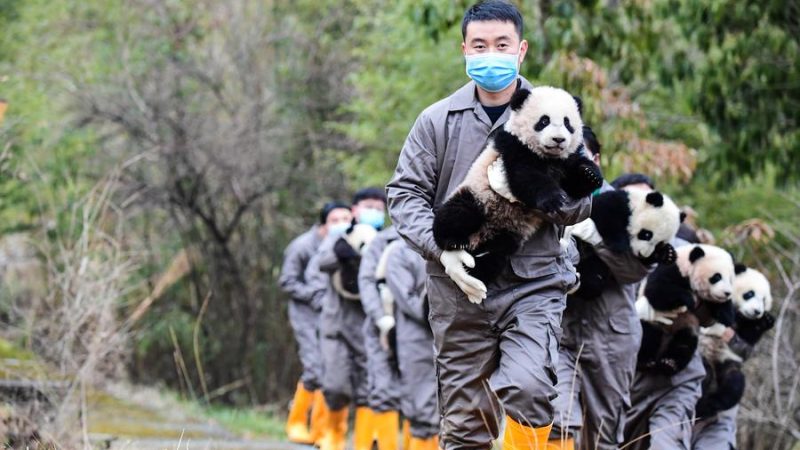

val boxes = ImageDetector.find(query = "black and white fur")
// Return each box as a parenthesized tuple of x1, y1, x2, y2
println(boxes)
(432, 86, 603, 282)
(332, 223, 377, 300)
(696, 264, 774, 417)
(571, 189, 682, 299)
(635, 244, 736, 375)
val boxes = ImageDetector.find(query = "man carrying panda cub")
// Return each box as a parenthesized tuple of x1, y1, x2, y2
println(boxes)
(549, 131, 683, 449)
(388, 1, 601, 448)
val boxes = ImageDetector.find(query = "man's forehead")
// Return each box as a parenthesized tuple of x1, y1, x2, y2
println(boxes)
(464, 20, 519, 42)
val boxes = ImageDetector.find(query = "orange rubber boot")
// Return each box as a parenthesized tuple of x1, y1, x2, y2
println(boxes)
(354, 406, 376, 450)
(408, 435, 439, 450)
(546, 437, 575, 450)
(373, 410, 400, 450)
(503, 416, 553, 450)
(309, 390, 329, 445)
(319, 407, 348, 450)
(402, 419, 412, 449)
(285, 382, 314, 443)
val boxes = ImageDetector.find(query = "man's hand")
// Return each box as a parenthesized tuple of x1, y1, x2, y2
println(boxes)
(569, 218, 602, 246)
(376, 315, 396, 351)
(439, 250, 487, 304)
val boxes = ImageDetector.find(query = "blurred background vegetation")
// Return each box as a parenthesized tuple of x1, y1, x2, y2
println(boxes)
(0, 0, 797, 446)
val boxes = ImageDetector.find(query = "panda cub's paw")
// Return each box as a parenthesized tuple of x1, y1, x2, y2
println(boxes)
(646, 357, 679, 375)
(642, 242, 677, 265)
(537, 191, 566, 214)
(579, 164, 603, 190)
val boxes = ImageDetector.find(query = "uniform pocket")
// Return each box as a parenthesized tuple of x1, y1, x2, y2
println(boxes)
(509, 254, 560, 280)
(608, 313, 633, 334)
(426, 275, 461, 321)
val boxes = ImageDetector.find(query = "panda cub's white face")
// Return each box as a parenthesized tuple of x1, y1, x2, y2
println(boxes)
(345, 223, 378, 255)
(733, 267, 772, 319)
(505, 86, 584, 159)
(626, 190, 681, 258)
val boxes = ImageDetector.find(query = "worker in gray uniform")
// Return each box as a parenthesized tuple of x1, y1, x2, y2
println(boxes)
(385, 240, 439, 450)
(317, 188, 388, 450)
(386, 3, 590, 448)
(549, 131, 655, 450)
(357, 224, 403, 449)
(279, 201, 352, 444)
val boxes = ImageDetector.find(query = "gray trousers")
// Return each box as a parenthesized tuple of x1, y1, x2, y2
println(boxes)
(624, 352, 705, 450)
(427, 269, 569, 450)
(321, 308, 369, 411)
(289, 300, 322, 391)
(552, 301, 641, 449)
(691, 405, 737, 450)
(398, 336, 439, 439)
(363, 320, 402, 412)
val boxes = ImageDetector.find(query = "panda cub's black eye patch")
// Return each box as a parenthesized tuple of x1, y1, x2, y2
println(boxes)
(637, 229, 653, 241)
(564, 117, 574, 134)
(534, 115, 550, 132)
(743, 290, 755, 300)
(709, 273, 722, 284)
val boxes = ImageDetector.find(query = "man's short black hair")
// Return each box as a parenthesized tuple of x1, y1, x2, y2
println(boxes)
(462, 1, 523, 41)
(611, 173, 656, 190)
(319, 200, 350, 224)
(583, 125, 601, 155)
(352, 187, 387, 206)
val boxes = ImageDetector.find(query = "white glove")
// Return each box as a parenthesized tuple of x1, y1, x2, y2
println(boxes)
(569, 218, 602, 246)
(439, 250, 487, 304)
(487, 158, 518, 203)
(376, 315, 396, 351)
(636, 296, 686, 325)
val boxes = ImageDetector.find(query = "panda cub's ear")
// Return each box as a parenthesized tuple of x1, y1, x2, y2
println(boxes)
(689, 246, 705, 263)
(680, 211, 687, 223)
(734, 263, 748, 275)
(573, 96, 583, 115)
(645, 192, 664, 207)
(510, 88, 532, 112)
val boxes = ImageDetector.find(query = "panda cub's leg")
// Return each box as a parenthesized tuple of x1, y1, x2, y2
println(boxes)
(468, 231, 519, 283)
(433, 187, 486, 251)
(562, 151, 604, 199)
(650, 325, 699, 375)
(637, 321, 665, 370)
(695, 360, 746, 418)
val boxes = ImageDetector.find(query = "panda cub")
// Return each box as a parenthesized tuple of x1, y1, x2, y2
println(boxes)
(332, 223, 378, 300)
(432, 86, 603, 282)
(571, 188, 683, 299)
(696, 265, 774, 418)
(635, 244, 736, 375)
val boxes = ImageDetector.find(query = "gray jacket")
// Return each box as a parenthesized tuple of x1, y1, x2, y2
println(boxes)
(386, 78, 591, 279)
(358, 226, 400, 324)
(279, 225, 324, 308)
(386, 242, 429, 344)
(316, 234, 367, 337)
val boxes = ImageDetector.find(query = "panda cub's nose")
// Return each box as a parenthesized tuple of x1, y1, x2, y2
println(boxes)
(552, 137, 565, 144)
(752, 308, 763, 316)
(723, 290, 731, 298)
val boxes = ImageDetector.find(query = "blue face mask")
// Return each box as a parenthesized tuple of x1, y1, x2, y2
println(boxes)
(465, 52, 520, 93)
(328, 222, 350, 237)
(358, 208, 385, 230)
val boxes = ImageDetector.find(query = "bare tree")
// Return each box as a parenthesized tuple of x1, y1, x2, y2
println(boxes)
(69, 0, 356, 403)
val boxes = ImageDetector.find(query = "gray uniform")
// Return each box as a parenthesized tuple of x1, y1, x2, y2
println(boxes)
(386, 78, 591, 449)
(623, 238, 706, 450)
(279, 226, 324, 391)
(691, 406, 737, 450)
(553, 184, 651, 449)
(386, 242, 438, 439)
(358, 226, 402, 413)
(316, 234, 369, 410)
(624, 351, 706, 450)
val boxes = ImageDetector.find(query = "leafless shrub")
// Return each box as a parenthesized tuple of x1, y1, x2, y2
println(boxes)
(730, 205, 800, 449)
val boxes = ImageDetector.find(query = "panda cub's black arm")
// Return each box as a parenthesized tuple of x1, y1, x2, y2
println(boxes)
(562, 149, 603, 199)
(432, 188, 486, 251)
(734, 311, 776, 346)
(696, 361, 746, 418)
